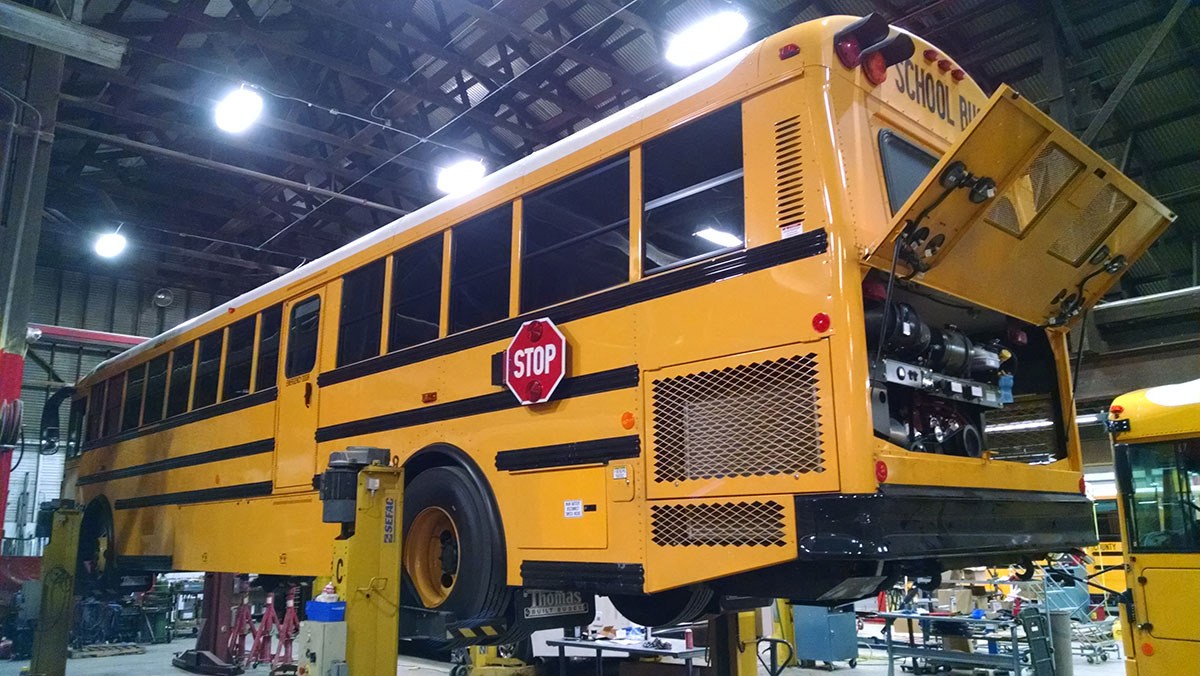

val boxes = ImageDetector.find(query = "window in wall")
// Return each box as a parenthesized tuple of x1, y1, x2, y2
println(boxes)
(642, 104, 744, 273)
(167, 343, 195, 417)
(102, 375, 122, 435)
(121, 364, 147, 431)
(285, 295, 321, 377)
(192, 331, 223, 409)
(522, 157, 630, 311)
(223, 316, 256, 400)
(142, 354, 169, 424)
(390, 235, 443, 351)
(879, 130, 938, 214)
(450, 205, 512, 333)
(256, 305, 282, 391)
(86, 383, 104, 441)
(337, 260, 386, 367)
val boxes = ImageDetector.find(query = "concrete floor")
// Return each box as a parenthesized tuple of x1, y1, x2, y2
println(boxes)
(0, 639, 1126, 676)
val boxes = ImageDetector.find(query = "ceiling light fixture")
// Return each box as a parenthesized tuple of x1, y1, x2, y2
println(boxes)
(665, 11, 750, 67)
(694, 227, 743, 248)
(214, 86, 264, 133)
(94, 231, 128, 259)
(436, 159, 487, 195)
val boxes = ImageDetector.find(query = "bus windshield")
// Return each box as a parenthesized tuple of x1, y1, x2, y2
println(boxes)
(1117, 440, 1200, 553)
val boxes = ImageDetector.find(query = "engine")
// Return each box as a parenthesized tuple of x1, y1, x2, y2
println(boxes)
(865, 288, 1017, 458)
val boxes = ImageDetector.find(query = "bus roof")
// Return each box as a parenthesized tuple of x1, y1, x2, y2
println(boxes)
(1110, 377, 1200, 442)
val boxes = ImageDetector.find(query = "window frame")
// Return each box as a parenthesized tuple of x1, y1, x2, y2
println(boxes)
(388, 234, 445, 352)
(336, 258, 387, 367)
(222, 315, 257, 401)
(255, 304, 283, 392)
(285, 294, 322, 378)
(142, 353, 170, 425)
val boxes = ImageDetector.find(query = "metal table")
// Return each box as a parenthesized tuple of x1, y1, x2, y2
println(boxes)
(546, 636, 707, 676)
(878, 612, 1025, 675)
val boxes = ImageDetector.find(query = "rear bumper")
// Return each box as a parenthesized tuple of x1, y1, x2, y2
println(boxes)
(794, 484, 1097, 560)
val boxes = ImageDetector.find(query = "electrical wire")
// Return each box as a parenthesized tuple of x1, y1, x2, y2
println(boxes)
(256, 0, 645, 250)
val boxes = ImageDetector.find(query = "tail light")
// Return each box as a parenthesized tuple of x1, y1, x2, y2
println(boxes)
(833, 13, 915, 86)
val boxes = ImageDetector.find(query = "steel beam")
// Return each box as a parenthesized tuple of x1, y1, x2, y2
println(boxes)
(55, 124, 408, 218)
(1081, 0, 1192, 144)
(0, 0, 128, 69)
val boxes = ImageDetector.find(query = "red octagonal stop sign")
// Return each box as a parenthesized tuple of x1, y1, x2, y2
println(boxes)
(504, 318, 567, 405)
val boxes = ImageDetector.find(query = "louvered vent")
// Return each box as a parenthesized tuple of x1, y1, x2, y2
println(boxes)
(651, 501, 786, 547)
(775, 115, 805, 228)
(651, 354, 824, 483)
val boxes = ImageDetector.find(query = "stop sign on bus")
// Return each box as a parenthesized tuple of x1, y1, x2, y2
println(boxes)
(504, 318, 567, 405)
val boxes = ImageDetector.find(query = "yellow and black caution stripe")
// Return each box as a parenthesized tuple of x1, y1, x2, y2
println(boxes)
(445, 624, 505, 640)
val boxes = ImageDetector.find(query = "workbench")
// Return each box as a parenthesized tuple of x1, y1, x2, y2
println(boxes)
(878, 612, 1026, 675)
(546, 636, 706, 676)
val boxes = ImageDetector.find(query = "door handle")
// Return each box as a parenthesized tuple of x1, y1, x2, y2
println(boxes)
(304, 382, 313, 407)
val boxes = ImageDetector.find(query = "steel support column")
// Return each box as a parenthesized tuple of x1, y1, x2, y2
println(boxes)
(0, 0, 73, 537)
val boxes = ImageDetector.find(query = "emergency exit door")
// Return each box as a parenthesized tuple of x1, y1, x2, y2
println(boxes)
(274, 290, 324, 490)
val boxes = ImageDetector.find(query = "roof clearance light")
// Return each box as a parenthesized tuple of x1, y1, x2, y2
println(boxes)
(214, 87, 263, 134)
(436, 159, 487, 195)
(665, 11, 749, 67)
(694, 227, 743, 248)
(94, 231, 127, 258)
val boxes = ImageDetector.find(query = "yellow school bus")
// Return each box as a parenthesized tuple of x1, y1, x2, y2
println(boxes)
(1086, 497, 1127, 599)
(53, 14, 1175, 643)
(1108, 379, 1200, 675)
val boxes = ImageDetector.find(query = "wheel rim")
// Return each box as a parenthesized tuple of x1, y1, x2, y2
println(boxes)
(405, 506, 460, 608)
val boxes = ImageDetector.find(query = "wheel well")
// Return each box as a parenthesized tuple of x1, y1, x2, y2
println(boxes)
(403, 443, 508, 569)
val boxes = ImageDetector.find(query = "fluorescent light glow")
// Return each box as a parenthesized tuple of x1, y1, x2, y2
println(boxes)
(665, 11, 750, 67)
(1075, 412, 1106, 425)
(94, 232, 127, 258)
(694, 227, 743, 248)
(436, 159, 487, 195)
(986, 418, 1053, 433)
(215, 87, 264, 133)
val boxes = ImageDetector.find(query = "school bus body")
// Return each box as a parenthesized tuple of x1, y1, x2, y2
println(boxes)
(63, 16, 1174, 629)
(1108, 380, 1200, 676)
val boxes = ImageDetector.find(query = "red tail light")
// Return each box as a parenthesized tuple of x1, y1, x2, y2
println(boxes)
(863, 51, 888, 85)
(833, 13, 915, 87)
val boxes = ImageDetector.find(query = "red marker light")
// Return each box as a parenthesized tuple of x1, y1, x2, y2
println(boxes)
(779, 43, 800, 60)
(875, 460, 889, 483)
(937, 58, 953, 73)
(951, 68, 965, 81)
(922, 49, 939, 62)
(1079, 476, 1087, 494)
(863, 51, 888, 85)
(1141, 642, 1154, 656)
(835, 35, 861, 68)
(812, 312, 831, 333)
(1109, 405, 1124, 417)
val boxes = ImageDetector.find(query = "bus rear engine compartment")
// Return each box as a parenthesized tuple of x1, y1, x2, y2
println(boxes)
(864, 276, 1050, 459)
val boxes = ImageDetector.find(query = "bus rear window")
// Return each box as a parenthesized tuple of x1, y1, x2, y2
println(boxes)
(879, 130, 938, 214)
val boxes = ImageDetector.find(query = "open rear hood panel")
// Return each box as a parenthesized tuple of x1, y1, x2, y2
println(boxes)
(866, 86, 1176, 327)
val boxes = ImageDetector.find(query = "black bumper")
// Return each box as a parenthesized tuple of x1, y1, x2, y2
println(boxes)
(794, 484, 1098, 560)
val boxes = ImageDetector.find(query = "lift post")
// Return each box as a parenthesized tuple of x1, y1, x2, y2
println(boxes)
(28, 507, 81, 676)
(327, 461, 403, 676)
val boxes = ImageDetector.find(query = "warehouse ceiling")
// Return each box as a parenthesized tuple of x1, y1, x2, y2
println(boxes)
(34, 0, 1200, 297)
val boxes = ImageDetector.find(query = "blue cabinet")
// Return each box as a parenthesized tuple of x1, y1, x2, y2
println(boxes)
(791, 604, 858, 666)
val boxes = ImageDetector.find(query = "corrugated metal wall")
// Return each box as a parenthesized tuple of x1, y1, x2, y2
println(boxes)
(3, 266, 229, 555)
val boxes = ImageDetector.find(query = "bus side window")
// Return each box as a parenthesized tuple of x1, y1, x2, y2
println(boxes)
(522, 155, 630, 312)
(389, 235, 443, 351)
(256, 305, 282, 391)
(167, 343, 195, 417)
(642, 104, 744, 274)
(67, 396, 86, 457)
(450, 205, 512, 333)
(102, 374, 122, 436)
(337, 259, 386, 367)
(142, 353, 169, 424)
(223, 316, 256, 400)
(193, 331, 223, 409)
(86, 382, 104, 441)
(285, 295, 321, 377)
(122, 363, 147, 431)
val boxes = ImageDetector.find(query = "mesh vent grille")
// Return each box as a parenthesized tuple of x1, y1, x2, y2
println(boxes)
(651, 354, 824, 483)
(986, 144, 1082, 235)
(651, 501, 786, 547)
(775, 116, 805, 227)
(1049, 184, 1133, 264)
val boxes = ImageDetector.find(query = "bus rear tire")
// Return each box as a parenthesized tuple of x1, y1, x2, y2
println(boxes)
(402, 466, 508, 627)
(610, 586, 713, 627)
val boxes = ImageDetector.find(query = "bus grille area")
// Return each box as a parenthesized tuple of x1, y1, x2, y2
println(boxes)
(650, 500, 788, 548)
(649, 352, 826, 484)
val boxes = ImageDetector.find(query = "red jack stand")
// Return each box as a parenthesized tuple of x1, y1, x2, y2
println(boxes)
(172, 573, 244, 675)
